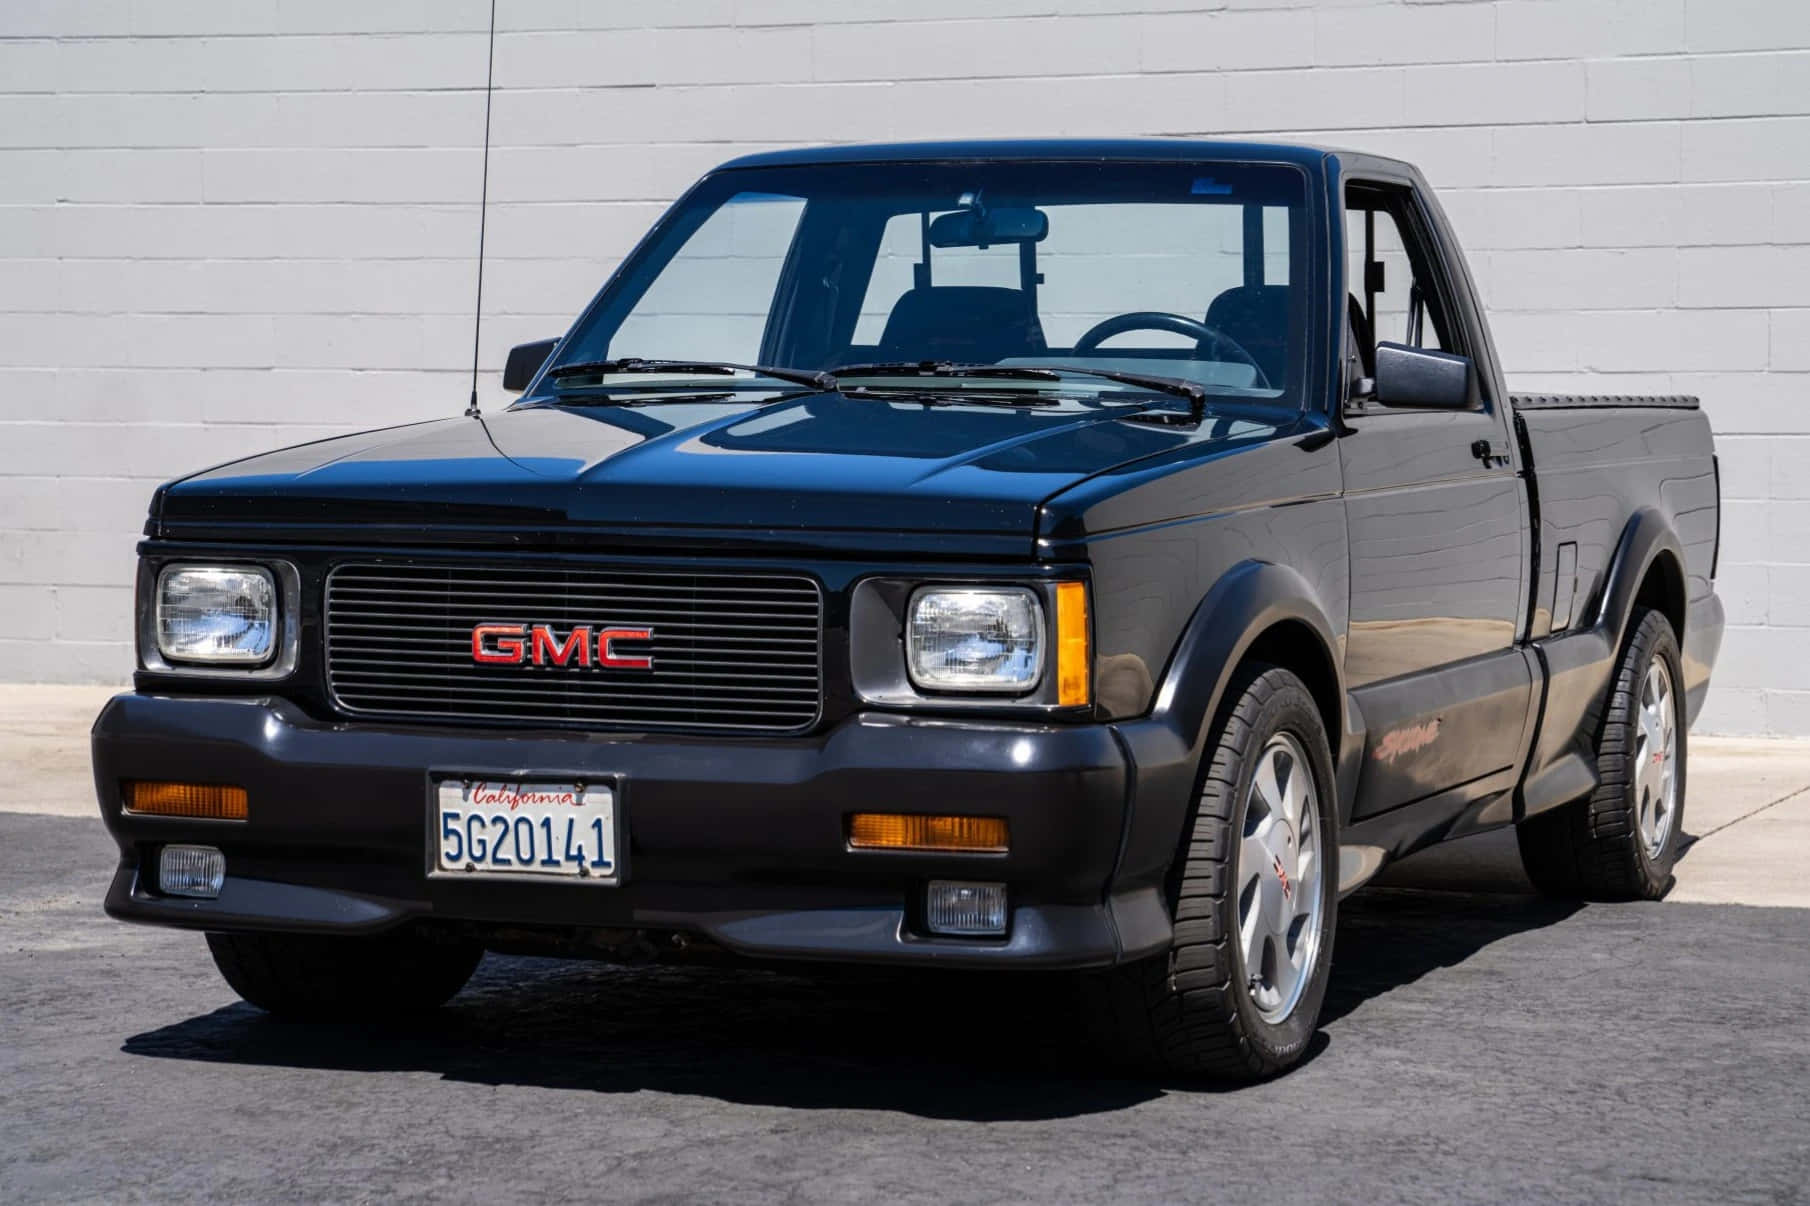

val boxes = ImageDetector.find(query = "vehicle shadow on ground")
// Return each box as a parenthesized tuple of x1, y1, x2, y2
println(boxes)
(121, 888, 1579, 1121)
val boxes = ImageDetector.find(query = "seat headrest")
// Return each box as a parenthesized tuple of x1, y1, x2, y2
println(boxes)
(877, 287, 1046, 363)
(1205, 285, 1291, 387)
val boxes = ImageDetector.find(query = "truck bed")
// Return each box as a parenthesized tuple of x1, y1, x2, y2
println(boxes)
(1514, 392, 1718, 710)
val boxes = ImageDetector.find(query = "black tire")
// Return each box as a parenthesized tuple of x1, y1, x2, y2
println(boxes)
(1517, 606, 1686, 901)
(205, 929, 484, 1020)
(1084, 664, 1338, 1081)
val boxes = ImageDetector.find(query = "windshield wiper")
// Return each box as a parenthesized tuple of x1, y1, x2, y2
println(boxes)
(1037, 364, 1206, 419)
(832, 359, 1205, 419)
(545, 357, 1203, 418)
(831, 360, 1063, 384)
(547, 358, 834, 392)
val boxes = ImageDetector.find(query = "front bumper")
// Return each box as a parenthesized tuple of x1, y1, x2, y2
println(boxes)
(93, 693, 1168, 969)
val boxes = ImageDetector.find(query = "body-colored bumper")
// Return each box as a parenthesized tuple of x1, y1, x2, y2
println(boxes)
(93, 693, 1167, 969)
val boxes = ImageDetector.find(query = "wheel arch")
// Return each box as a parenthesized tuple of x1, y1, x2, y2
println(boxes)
(1595, 507, 1689, 649)
(1239, 618, 1342, 767)
(1108, 559, 1347, 949)
(1634, 548, 1687, 644)
(1146, 560, 1343, 765)
(1518, 508, 1692, 824)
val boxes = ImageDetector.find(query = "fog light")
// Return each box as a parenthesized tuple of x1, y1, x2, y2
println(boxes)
(926, 880, 1007, 937)
(158, 845, 225, 899)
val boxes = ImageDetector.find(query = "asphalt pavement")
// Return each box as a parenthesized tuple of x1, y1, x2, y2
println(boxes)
(3, 688, 1810, 1203)
(4, 806, 1809, 1204)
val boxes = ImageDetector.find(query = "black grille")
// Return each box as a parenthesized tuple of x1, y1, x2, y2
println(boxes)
(324, 564, 823, 734)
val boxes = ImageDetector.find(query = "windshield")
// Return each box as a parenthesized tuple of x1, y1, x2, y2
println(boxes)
(549, 159, 1311, 405)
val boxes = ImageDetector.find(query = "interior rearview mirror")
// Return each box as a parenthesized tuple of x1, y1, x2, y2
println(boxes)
(927, 206, 1049, 248)
(1372, 341, 1477, 410)
(503, 338, 560, 392)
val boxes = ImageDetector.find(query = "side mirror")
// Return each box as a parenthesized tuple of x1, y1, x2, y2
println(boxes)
(503, 338, 560, 392)
(1372, 341, 1477, 410)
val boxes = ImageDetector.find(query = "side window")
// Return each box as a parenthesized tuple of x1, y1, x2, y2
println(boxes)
(1344, 185, 1456, 383)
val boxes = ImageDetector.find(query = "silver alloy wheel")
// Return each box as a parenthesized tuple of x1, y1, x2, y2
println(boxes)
(1635, 656, 1679, 859)
(1236, 731, 1324, 1024)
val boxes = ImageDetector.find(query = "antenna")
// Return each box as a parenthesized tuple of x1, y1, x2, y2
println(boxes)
(465, 0, 498, 418)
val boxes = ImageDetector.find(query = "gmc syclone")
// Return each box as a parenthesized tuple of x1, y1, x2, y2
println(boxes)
(95, 141, 1723, 1080)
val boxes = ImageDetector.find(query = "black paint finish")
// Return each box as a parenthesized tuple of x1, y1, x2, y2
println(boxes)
(99, 140, 1723, 967)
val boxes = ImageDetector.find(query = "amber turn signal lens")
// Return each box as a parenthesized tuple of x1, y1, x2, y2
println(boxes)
(125, 781, 248, 821)
(1055, 580, 1091, 708)
(848, 813, 1008, 853)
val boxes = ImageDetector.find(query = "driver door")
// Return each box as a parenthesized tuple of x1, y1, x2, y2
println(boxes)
(1339, 180, 1533, 819)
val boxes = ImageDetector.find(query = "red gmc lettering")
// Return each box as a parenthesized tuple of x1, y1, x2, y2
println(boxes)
(471, 623, 527, 664)
(597, 626, 654, 670)
(531, 624, 591, 667)
(470, 623, 653, 669)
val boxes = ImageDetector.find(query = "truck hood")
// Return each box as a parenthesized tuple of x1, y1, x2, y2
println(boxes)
(155, 391, 1212, 556)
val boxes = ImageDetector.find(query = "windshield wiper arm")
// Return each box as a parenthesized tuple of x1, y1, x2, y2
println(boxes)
(547, 358, 834, 392)
(831, 360, 1063, 383)
(831, 359, 1204, 418)
(1037, 364, 1206, 419)
(545, 357, 1201, 417)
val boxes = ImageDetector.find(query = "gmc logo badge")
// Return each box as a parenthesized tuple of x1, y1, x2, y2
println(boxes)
(470, 623, 655, 671)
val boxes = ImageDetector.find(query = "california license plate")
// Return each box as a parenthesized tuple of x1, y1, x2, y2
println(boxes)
(432, 779, 619, 884)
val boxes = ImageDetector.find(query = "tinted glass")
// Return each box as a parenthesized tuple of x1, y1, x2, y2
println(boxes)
(555, 160, 1311, 404)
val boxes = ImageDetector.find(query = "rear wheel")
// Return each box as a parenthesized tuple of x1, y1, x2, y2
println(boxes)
(205, 929, 484, 1020)
(1085, 664, 1338, 1080)
(1517, 605, 1686, 901)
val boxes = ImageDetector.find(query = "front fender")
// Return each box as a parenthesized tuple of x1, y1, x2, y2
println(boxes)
(1103, 560, 1345, 958)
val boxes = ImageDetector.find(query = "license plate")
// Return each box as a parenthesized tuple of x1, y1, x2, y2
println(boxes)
(432, 779, 619, 884)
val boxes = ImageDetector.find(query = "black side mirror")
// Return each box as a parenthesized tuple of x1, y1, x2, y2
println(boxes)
(503, 338, 560, 392)
(1372, 341, 1477, 410)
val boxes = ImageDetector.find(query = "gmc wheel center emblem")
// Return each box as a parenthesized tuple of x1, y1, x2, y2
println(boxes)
(470, 623, 655, 670)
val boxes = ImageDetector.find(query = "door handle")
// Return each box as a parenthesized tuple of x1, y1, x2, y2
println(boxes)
(1470, 438, 1511, 468)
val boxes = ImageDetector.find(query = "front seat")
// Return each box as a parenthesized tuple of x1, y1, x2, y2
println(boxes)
(875, 286, 1047, 364)
(1204, 284, 1290, 387)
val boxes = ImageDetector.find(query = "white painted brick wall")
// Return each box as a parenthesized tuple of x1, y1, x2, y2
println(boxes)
(2, 0, 1807, 734)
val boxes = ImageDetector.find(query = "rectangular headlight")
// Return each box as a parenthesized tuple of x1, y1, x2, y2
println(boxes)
(906, 586, 1043, 693)
(155, 566, 277, 665)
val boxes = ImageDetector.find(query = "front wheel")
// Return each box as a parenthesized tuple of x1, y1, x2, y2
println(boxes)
(1085, 664, 1338, 1080)
(206, 929, 484, 1021)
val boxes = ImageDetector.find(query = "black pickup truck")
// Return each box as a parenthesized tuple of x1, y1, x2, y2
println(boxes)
(94, 140, 1723, 1080)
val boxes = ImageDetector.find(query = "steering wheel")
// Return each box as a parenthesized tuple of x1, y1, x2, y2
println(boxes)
(1072, 311, 1271, 389)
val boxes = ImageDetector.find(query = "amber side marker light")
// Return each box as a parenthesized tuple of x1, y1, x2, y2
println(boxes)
(1055, 580, 1091, 708)
(125, 781, 248, 821)
(848, 813, 1008, 854)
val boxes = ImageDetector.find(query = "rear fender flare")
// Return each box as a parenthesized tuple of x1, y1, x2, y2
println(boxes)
(1592, 506, 1688, 649)
(1518, 507, 1689, 821)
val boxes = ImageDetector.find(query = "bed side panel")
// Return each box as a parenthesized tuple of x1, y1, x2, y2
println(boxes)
(1520, 405, 1717, 640)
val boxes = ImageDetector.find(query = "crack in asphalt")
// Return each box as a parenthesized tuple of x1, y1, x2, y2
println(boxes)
(1688, 781, 1810, 842)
